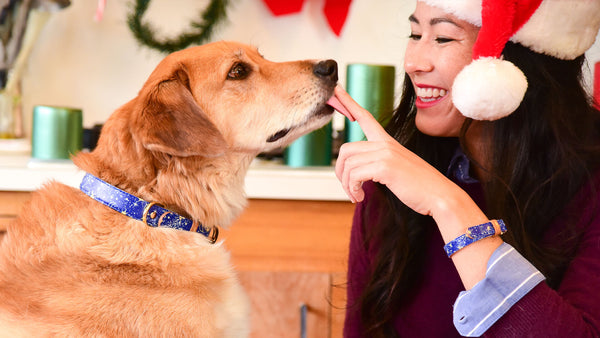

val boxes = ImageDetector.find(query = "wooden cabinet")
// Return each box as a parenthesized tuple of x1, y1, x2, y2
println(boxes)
(0, 191, 354, 337)
(223, 199, 354, 337)
(238, 271, 331, 337)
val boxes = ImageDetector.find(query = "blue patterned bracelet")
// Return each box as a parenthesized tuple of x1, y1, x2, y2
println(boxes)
(443, 219, 507, 257)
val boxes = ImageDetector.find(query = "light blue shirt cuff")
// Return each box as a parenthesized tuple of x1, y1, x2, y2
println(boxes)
(452, 242, 546, 337)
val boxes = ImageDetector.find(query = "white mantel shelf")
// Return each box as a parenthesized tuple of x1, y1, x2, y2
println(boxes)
(0, 154, 350, 201)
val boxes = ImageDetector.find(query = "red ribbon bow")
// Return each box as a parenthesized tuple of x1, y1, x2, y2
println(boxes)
(262, 0, 352, 36)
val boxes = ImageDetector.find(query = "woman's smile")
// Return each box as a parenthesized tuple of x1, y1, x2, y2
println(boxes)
(415, 85, 448, 108)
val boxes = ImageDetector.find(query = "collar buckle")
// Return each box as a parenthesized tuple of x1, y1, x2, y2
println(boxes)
(142, 202, 162, 226)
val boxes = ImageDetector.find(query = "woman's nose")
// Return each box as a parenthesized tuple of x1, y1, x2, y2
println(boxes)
(404, 43, 434, 74)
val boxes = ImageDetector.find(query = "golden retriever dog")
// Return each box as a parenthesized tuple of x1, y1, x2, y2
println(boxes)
(0, 41, 338, 336)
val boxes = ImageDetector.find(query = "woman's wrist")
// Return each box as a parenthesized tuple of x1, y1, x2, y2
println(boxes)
(430, 182, 506, 289)
(451, 235, 504, 290)
(431, 182, 489, 243)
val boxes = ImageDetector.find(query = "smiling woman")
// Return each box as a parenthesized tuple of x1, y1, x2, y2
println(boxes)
(404, 8, 479, 137)
(336, 0, 600, 337)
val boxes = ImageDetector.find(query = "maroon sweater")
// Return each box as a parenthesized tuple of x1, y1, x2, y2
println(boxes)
(344, 174, 600, 337)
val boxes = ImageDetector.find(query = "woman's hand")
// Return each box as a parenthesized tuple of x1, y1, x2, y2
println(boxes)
(333, 85, 454, 217)
(332, 85, 501, 289)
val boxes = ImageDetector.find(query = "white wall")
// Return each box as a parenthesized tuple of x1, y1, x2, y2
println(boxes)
(21, 0, 600, 136)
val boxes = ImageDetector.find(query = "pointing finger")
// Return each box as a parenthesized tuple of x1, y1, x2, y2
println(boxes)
(329, 85, 388, 141)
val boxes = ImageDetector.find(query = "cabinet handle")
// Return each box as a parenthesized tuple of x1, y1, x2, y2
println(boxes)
(300, 303, 307, 338)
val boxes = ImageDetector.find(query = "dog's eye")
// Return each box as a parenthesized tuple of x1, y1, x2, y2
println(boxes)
(227, 63, 250, 80)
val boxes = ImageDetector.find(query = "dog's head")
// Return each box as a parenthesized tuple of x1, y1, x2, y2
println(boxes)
(132, 41, 337, 158)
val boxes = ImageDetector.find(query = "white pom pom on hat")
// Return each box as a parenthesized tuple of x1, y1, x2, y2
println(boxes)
(453, 57, 527, 121)
(453, 0, 541, 120)
(419, 0, 600, 121)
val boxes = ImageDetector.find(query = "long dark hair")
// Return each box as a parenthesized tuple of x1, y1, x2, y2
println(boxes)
(357, 42, 600, 337)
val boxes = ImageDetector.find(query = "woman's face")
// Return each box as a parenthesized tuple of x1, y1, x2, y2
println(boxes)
(404, 2, 479, 137)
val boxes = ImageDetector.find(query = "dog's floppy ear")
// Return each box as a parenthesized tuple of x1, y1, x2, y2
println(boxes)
(137, 64, 226, 158)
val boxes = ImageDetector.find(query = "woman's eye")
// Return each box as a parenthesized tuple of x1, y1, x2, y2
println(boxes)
(409, 33, 421, 40)
(436, 37, 454, 43)
(227, 63, 250, 80)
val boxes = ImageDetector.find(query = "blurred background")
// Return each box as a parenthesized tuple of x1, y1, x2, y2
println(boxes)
(2, 0, 600, 149)
(20, 0, 408, 138)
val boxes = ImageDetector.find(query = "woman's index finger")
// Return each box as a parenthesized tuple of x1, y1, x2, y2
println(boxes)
(331, 85, 388, 141)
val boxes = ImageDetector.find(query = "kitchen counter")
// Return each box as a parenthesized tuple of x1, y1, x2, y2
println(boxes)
(0, 154, 350, 201)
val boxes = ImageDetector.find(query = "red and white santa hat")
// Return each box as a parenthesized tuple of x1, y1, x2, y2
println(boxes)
(419, 0, 600, 121)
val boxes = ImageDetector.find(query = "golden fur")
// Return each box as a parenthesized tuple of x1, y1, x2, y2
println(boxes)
(0, 41, 337, 336)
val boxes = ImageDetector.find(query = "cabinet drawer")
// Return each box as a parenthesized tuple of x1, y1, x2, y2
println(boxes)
(239, 271, 331, 338)
(222, 199, 354, 273)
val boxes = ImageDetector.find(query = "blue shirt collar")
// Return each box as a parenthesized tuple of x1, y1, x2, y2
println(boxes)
(447, 147, 479, 184)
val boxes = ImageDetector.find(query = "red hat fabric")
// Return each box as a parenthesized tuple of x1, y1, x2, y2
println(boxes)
(262, 0, 352, 36)
(419, 0, 600, 121)
(471, 0, 542, 61)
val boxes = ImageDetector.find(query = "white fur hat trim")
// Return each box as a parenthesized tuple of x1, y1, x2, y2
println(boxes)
(512, 0, 600, 60)
(418, 0, 482, 26)
(452, 58, 528, 121)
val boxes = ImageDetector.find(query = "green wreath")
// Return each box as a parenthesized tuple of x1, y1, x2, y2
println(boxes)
(127, 0, 230, 54)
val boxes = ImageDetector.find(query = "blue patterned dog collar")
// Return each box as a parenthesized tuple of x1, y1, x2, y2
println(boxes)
(80, 173, 218, 243)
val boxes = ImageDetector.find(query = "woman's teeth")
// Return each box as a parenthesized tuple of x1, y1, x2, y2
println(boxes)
(416, 87, 447, 102)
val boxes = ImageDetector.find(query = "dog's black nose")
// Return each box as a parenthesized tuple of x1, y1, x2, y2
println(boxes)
(313, 60, 338, 83)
